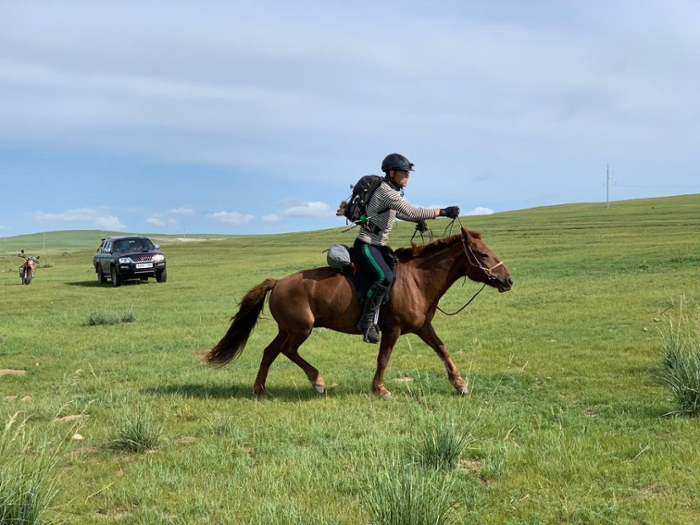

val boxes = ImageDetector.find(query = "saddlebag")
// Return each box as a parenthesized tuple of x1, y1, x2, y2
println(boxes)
(326, 244, 355, 275)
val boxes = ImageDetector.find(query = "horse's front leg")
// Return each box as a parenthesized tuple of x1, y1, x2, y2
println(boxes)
(372, 327, 400, 398)
(415, 322, 468, 395)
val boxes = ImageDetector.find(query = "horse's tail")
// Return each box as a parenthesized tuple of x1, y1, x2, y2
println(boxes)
(205, 278, 277, 366)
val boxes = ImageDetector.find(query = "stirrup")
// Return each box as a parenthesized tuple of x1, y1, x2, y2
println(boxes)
(362, 323, 380, 344)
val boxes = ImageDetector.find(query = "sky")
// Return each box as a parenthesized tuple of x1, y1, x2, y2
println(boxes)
(2, 1, 700, 237)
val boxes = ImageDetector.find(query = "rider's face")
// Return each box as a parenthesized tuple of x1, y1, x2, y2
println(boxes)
(392, 170, 410, 188)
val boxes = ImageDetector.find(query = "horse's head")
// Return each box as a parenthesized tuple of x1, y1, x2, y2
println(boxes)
(460, 227, 513, 292)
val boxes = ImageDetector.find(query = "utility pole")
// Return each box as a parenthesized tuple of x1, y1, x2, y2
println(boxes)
(605, 164, 616, 209)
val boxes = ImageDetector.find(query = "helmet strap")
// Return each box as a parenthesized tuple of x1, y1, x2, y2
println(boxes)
(384, 173, 402, 191)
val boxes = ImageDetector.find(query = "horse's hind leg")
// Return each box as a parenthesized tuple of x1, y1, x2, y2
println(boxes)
(280, 329, 325, 394)
(253, 331, 286, 398)
(415, 322, 468, 395)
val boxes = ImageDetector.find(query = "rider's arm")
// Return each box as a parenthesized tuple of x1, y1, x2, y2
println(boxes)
(378, 190, 438, 222)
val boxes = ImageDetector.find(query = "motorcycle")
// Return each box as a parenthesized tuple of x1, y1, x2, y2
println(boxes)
(18, 250, 40, 285)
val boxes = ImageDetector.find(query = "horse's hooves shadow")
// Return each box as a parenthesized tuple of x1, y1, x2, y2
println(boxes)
(142, 383, 334, 401)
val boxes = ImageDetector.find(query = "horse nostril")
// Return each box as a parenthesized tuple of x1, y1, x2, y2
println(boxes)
(507, 277, 514, 286)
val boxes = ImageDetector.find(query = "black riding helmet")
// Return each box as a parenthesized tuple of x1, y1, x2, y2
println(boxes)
(381, 153, 414, 173)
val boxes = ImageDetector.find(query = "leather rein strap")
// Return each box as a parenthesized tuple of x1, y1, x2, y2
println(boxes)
(436, 217, 504, 316)
(436, 283, 487, 316)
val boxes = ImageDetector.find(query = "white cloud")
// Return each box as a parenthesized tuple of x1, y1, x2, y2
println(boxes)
(146, 212, 178, 227)
(94, 216, 127, 231)
(208, 211, 254, 226)
(147, 216, 166, 227)
(34, 208, 98, 223)
(277, 201, 333, 220)
(33, 207, 126, 231)
(465, 207, 493, 216)
(262, 214, 281, 223)
(167, 207, 195, 215)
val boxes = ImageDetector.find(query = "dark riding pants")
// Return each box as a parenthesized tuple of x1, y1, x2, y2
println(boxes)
(353, 238, 397, 299)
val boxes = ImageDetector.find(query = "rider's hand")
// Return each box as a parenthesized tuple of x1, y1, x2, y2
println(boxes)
(415, 219, 428, 233)
(439, 206, 460, 219)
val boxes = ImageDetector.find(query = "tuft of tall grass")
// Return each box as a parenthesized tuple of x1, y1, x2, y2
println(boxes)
(0, 413, 62, 525)
(413, 423, 472, 471)
(659, 302, 700, 416)
(207, 413, 240, 438)
(363, 466, 456, 525)
(86, 310, 136, 326)
(111, 409, 162, 453)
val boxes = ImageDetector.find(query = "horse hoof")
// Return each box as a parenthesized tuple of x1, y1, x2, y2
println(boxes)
(457, 385, 469, 395)
(313, 383, 325, 394)
(254, 387, 272, 399)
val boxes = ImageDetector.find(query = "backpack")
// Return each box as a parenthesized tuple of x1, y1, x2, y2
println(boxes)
(336, 175, 384, 227)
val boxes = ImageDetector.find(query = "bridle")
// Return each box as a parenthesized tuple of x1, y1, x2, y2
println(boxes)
(436, 217, 505, 316)
(458, 226, 504, 279)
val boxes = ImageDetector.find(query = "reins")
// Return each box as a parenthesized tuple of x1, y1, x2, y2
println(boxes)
(436, 283, 487, 316)
(435, 217, 505, 316)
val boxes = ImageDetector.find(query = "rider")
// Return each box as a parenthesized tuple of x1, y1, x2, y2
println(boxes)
(354, 153, 460, 343)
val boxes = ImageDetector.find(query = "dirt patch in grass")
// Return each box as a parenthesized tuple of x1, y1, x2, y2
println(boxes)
(0, 369, 26, 376)
(55, 414, 86, 423)
(459, 459, 484, 474)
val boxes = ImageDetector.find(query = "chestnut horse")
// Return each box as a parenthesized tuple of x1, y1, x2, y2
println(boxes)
(206, 226, 513, 398)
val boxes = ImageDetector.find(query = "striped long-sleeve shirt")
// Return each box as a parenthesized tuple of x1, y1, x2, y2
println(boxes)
(356, 180, 435, 246)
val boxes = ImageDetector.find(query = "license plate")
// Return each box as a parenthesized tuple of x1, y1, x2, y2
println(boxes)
(136, 263, 153, 269)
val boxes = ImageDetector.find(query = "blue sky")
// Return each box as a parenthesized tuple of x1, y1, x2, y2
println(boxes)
(2, 1, 699, 237)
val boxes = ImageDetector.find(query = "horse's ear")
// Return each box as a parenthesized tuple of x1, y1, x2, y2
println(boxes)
(461, 226, 481, 248)
(461, 226, 472, 244)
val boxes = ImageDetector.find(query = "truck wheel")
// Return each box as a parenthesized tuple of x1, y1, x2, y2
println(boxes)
(110, 266, 122, 287)
(156, 269, 167, 283)
(97, 265, 107, 284)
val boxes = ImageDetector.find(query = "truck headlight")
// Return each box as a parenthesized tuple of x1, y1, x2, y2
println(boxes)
(118, 257, 131, 264)
(153, 254, 165, 263)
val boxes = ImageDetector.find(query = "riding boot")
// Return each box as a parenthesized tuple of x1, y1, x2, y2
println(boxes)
(357, 283, 390, 344)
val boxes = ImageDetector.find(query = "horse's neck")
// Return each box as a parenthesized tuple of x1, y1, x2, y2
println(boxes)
(404, 242, 465, 304)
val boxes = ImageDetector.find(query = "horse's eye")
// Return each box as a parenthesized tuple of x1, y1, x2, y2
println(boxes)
(480, 253, 489, 259)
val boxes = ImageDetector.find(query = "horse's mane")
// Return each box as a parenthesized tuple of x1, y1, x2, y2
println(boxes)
(394, 229, 482, 262)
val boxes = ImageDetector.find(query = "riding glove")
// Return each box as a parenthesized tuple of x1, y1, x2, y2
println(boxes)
(439, 206, 460, 219)
(415, 219, 428, 233)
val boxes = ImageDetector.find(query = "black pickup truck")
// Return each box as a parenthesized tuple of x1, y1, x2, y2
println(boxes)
(93, 236, 167, 287)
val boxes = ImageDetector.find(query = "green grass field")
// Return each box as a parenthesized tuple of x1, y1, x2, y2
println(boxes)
(1, 195, 700, 524)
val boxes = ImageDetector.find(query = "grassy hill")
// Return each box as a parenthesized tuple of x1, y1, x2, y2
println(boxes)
(2, 192, 699, 254)
(0, 229, 238, 256)
(1, 194, 700, 524)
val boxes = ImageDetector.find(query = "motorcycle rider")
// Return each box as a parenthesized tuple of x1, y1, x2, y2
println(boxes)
(18, 250, 40, 285)
(354, 153, 460, 343)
